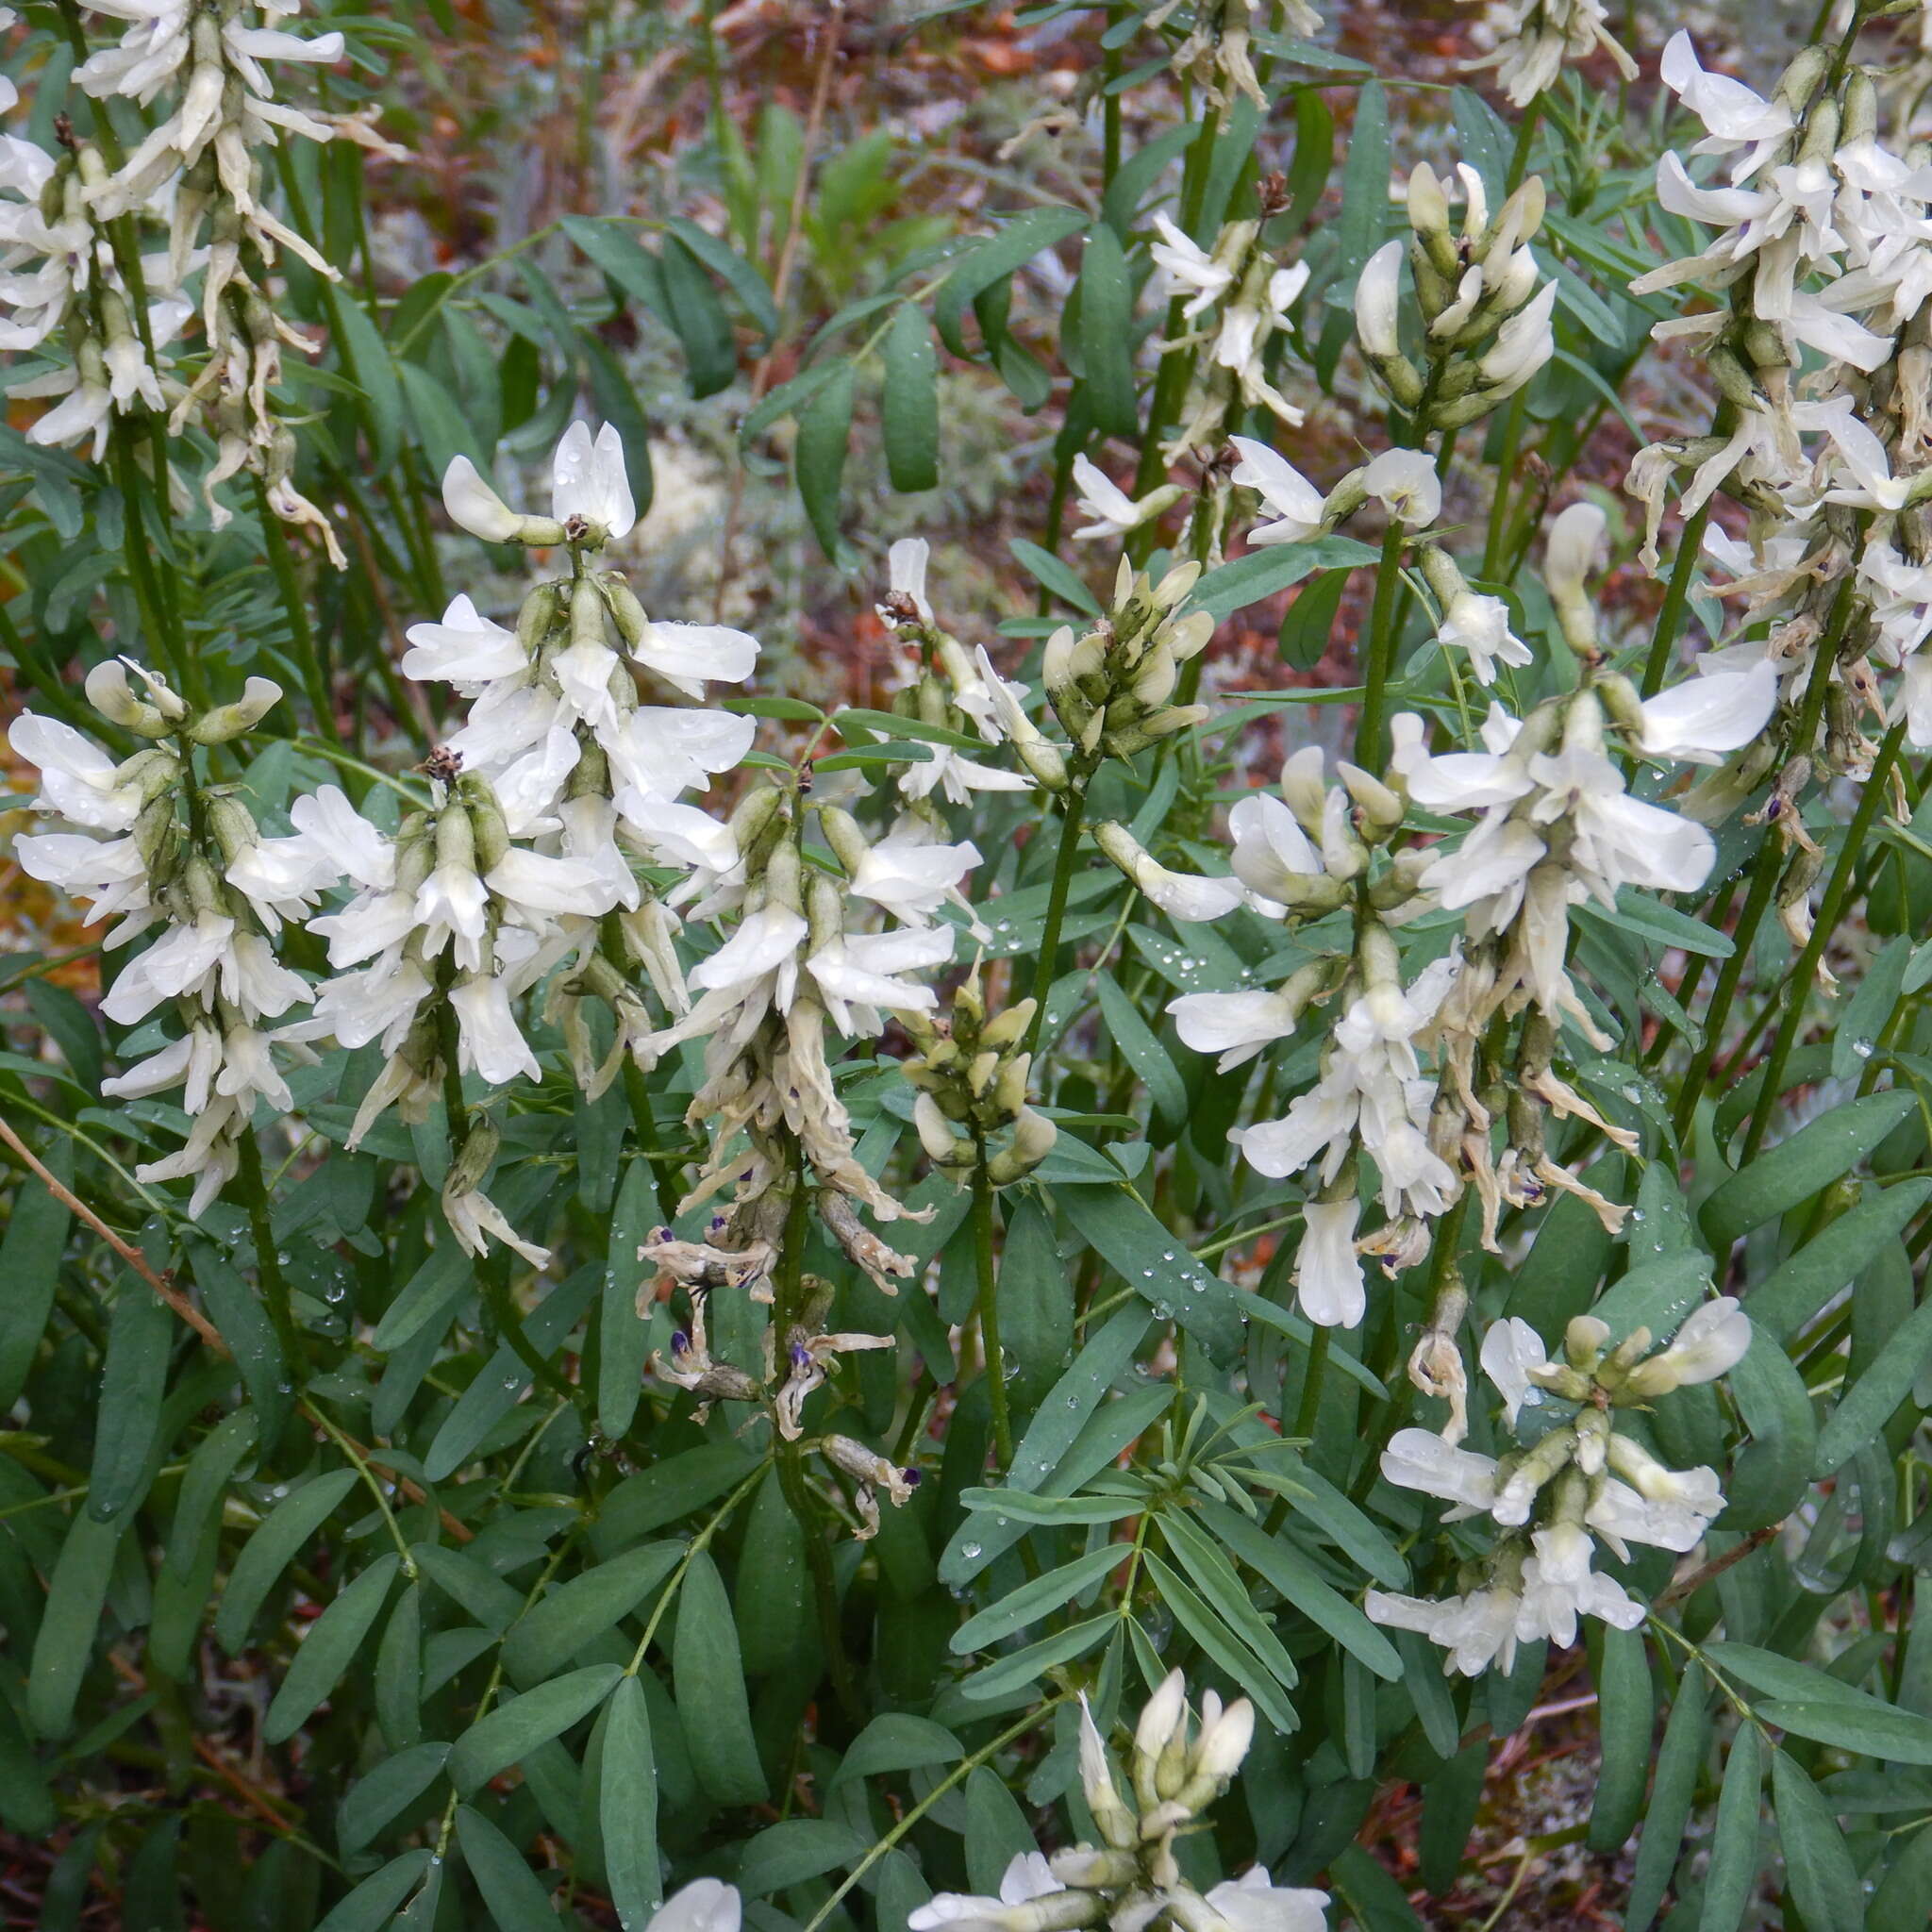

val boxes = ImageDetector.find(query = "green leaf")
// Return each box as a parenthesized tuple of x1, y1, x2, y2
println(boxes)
(412, 1541, 527, 1634)
(602, 1675, 660, 1925)
(1747, 1178, 1932, 1342)
(213, 1469, 359, 1656)
(1698, 1090, 1916, 1251)
(1076, 224, 1138, 437)
(737, 1820, 867, 1899)
(1871, 1822, 1932, 1932)
(189, 1240, 291, 1441)
(375, 1581, 424, 1753)
(372, 1238, 473, 1353)
(1771, 1749, 1860, 1932)
(957, 1613, 1114, 1704)
(935, 208, 1089, 359)
(1625, 1677, 1709, 1932)
(1588, 1625, 1653, 1854)
(996, 1196, 1074, 1409)
(265, 1554, 402, 1745)
(1758, 1698, 1932, 1765)
(664, 216, 777, 339)
(1580, 889, 1738, 960)
(335, 296, 404, 468)
(502, 1538, 683, 1692)
(672, 1553, 766, 1805)
(1141, 1552, 1295, 1735)
(949, 1543, 1125, 1656)
(1009, 537, 1101, 616)
(881, 304, 940, 493)
(1722, 1322, 1817, 1533)
(1192, 1500, 1399, 1679)
(599, 1161, 660, 1441)
(1276, 566, 1349, 672)
(1057, 1184, 1244, 1359)
(1812, 1282, 1932, 1476)
(27, 1511, 123, 1739)
(166, 1410, 258, 1583)
(1832, 934, 1910, 1080)
(455, 1805, 558, 1930)
(734, 1469, 812, 1676)
(1092, 975, 1187, 1130)
(660, 235, 738, 397)
(448, 1666, 624, 1796)
(795, 359, 856, 560)
(399, 358, 489, 480)
(1700, 1723, 1764, 1932)
(591, 1444, 759, 1557)
(87, 1276, 172, 1523)
(313, 1851, 434, 1932)
(0, 1143, 72, 1410)
(1188, 538, 1378, 620)
(339, 1742, 450, 1853)
(831, 1714, 962, 1788)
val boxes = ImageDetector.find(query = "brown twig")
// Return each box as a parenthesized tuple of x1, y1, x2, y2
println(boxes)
(0, 1109, 473, 1541)
(1657, 1522, 1782, 1607)
(710, 0, 844, 622)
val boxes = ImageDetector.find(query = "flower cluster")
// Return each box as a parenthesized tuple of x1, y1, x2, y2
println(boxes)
(1368, 1303, 1750, 1674)
(1465, 0, 1636, 109)
(911, 1672, 1328, 1932)
(1357, 164, 1557, 434)
(8, 663, 304, 1213)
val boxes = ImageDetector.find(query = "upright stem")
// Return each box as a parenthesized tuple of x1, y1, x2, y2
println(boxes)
(1354, 520, 1409, 770)
(773, 1146, 860, 1721)
(1740, 719, 1907, 1162)
(971, 1158, 1012, 1470)
(1025, 775, 1091, 1058)
(1640, 501, 1713, 696)
(236, 1131, 300, 1373)
(255, 477, 340, 742)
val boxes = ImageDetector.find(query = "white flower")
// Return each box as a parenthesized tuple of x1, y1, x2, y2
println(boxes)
(441, 456, 527, 542)
(1624, 1297, 1752, 1394)
(1477, 280, 1557, 396)
(1295, 1196, 1365, 1328)
(1070, 455, 1167, 541)
(807, 925, 952, 1035)
(908, 1853, 1064, 1932)
(645, 1879, 741, 1932)
(1354, 240, 1404, 358)
(1226, 791, 1322, 900)
(1478, 1317, 1548, 1426)
(1229, 436, 1326, 546)
(1366, 1584, 1522, 1677)
(444, 1180, 551, 1270)
(552, 419, 636, 537)
(1519, 1524, 1643, 1647)
(1584, 1476, 1709, 1557)
(449, 974, 541, 1086)
(1362, 449, 1441, 528)
(1379, 1426, 1500, 1515)
(1204, 1868, 1330, 1932)
(1437, 591, 1532, 685)
(1168, 988, 1304, 1073)
(846, 831, 980, 927)
(1634, 660, 1778, 763)
(401, 595, 527, 689)
(8, 713, 150, 831)
(1657, 32, 1794, 183)
(882, 536, 934, 625)
(1150, 214, 1233, 318)
(1543, 502, 1607, 603)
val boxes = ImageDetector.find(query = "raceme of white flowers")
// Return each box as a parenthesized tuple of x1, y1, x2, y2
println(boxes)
(1368, 1303, 1751, 1674)
(910, 1671, 1329, 1932)
(2, 1, 373, 554)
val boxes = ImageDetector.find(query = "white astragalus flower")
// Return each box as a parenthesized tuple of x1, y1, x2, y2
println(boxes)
(1230, 436, 1326, 546)
(644, 1879, 741, 1932)
(908, 1854, 1065, 1932)
(442, 419, 637, 546)
(1362, 448, 1441, 529)
(1365, 1583, 1524, 1677)
(1471, 0, 1637, 108)
(1204, 1867, 1330, 1932)
(1437, 589, 1533, 686)
(1149, 214, 1234, 317)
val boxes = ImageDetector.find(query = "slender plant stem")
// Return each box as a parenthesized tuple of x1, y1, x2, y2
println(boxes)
(1640, 500, 1713, 696)
(1025, 774, 1091, 1057)
(972, 1158, 1012, 1470)
(236, 1130, 301, 1373)
(1740, 719, 1907, 1161)
(1354, 520, 1409, 770)
(773, 1146, 860, 1721)
(255, 477, 340, 742)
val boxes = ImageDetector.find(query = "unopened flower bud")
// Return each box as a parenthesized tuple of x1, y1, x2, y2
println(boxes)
(987, 1108, 1057, 1184)
(1355, 241, 1404, 358)
(86, 659, 183, 735)
(188, 676, 284, 744)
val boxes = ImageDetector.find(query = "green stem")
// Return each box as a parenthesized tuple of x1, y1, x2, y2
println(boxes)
(255, 476, 340, 742)
(1024, 774, 1091, 1058)
(774, 1151, 860, 1722)
(972, 1158, 1012, 1470)
(235, 1131, 301, 1373)
(1353, 520, 1409, 770)
(1640, 501, 1713, 697)
(1291, 1325, 1330, 1441)
(1740, 719, 1907, 1162)
(1505, 96, 1542, 194)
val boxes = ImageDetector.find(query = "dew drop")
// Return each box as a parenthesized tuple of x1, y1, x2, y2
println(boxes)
(961, 1541, 982, 1560)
